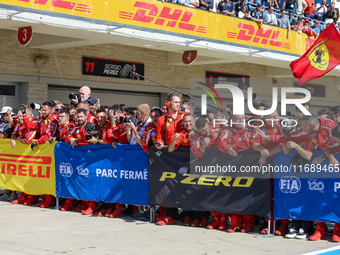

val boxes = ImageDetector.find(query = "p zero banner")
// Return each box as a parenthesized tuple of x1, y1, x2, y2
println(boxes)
(0, 140, 56, 196)
(149, 146, 271, 217)
(1, 0, 309, 55)
(55, 142, 149, 206)
(273, 150, 340, 223)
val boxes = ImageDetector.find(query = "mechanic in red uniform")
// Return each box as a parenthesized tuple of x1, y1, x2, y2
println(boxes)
(217, 114, 257, 233)
(155, 92, 185, 226)
(21, 101, 58, 208)
(10, 109, 38, 206)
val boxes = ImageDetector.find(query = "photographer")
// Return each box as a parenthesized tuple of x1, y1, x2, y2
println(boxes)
(21, 101, 58, 208)
(22, 101, 58, 151)
(70, 86, 91, 106)
(0, 106, 14, 139)
(155, 93, 185, 150)
(108, 105, 130, 145)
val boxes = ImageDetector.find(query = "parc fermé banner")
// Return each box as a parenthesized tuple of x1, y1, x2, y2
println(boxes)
(0, 0, 311, 56)
(273, 150, 340, 223)
(54, 142, 149, 206)
(0, 140, 56, 196)
(149, 146, 271, 217)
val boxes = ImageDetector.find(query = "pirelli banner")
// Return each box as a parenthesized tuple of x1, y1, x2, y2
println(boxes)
(149, 146, 271, 217)
(0, 140, 56, 196)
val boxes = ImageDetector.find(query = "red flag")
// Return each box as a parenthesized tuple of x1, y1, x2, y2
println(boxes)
(290, 23, 340, 86)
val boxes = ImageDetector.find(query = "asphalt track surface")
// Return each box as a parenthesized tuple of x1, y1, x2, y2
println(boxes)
(1, 201, 340, 255)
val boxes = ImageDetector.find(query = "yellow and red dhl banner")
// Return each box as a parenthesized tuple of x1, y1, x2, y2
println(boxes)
(0, 140, 56, 196)
(0, 0, 313, 55)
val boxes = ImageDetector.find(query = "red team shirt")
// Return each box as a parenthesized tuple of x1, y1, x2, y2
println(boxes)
(11, 124, 36, 144)
(23, 114, 58, 145)
(156, 111, 185, 145)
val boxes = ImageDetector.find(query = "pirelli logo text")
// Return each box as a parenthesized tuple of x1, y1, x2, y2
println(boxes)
(119, 1, 207, 34)
(159, 172, 254, 187)
(0, 154, 52, 178)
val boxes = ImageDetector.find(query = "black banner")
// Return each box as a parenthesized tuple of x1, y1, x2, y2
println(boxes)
(149, 146, 270, 217)
(294, 82, 325, 97)
(206, 71, 250, 90)
(82, 56, 144, 80)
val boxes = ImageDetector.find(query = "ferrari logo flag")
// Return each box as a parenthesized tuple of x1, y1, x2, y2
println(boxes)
(290, 23, 340, 86)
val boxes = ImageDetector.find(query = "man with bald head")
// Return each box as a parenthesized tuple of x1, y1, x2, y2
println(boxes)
(71, 86, 91, 105)
(126, 104, 152, 146)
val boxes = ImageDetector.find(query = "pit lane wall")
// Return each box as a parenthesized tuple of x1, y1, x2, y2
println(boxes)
(0, 0, 312, 56)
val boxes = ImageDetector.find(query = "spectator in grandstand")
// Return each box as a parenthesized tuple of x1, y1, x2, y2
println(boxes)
(173, 0, 189, 5)
(277, 9, 291, 37)
(251, 4, 264, 24)
(330, 106, 340, 124)
(302, 19, 317, 36)
(263, 6, 278, 26)
(155, 92, 185, 150)
(274, 0, 285, 10)
(295, 0, 306, 16)
(314, 0, 327, 21)
(283, 0, 295, 13)
(325, 3, 337, 24)
(302, 0, 314, 19)
(213, 0, 222, 12)
(311, 20, 320, 36)
(198, 0, 214, 11)
(70, 86, 91, 105)
(238, 5, 248, 18)
(288, 11, 297, 28)
(188, 0, 200, 7)
(317, 109, 329, 119)
(217, 0, 235, 16)
(294, 16, 304, 32)
(235, 0, 247, 17)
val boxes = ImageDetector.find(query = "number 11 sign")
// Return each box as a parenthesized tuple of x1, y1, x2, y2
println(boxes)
(18, 26, 33, 46)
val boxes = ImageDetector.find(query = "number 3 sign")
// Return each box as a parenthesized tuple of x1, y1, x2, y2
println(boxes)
(18, 26, 33, 46)
(182, 50, 197, 65)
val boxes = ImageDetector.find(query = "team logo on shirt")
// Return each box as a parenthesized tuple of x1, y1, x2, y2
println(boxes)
(312, 138, 317, 144)
(307, 40, 329, 71)
(323, 130, 326, 135)
(183, 137, 188, 143)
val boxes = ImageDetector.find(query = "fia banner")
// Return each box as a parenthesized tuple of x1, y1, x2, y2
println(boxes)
(55, 142, 149, 206)
(273, 150, 340, 222)
(149, 146, 271, 216)
(0, 140, 56, 196)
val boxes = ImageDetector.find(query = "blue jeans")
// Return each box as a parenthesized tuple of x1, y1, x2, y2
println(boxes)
(304, 13, 314, 19)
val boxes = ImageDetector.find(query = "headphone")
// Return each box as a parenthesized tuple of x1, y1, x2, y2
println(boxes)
(165, 93, 174, 109)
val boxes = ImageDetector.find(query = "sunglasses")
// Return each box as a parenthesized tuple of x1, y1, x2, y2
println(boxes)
(55, 108, 63, 112)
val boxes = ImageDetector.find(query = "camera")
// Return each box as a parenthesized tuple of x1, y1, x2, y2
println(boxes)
(69, 92, 81, 102)
(30, 103, 42, 110)
(281, 119, 297, 134)
(85, 122, 100, 140)
(119, 116, 134, 123)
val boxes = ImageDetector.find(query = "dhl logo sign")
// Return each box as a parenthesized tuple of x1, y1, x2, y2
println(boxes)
(0, 154, 52, 178)
(119, 1, 207, 34)
(17, 0, 91, 13)
(227, 23, 290, 50)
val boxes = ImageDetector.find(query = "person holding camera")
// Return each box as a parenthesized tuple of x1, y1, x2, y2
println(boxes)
(108, 105, 130, 146)
(69, 86, 91, 106)
(20, 101, 58, 208)
(315, 0, 327, 21)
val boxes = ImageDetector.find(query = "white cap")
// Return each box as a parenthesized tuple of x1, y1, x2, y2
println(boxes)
(0, 106, 13, 114)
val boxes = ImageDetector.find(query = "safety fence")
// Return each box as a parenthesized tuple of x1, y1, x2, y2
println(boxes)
(0, 139, 340, 223)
